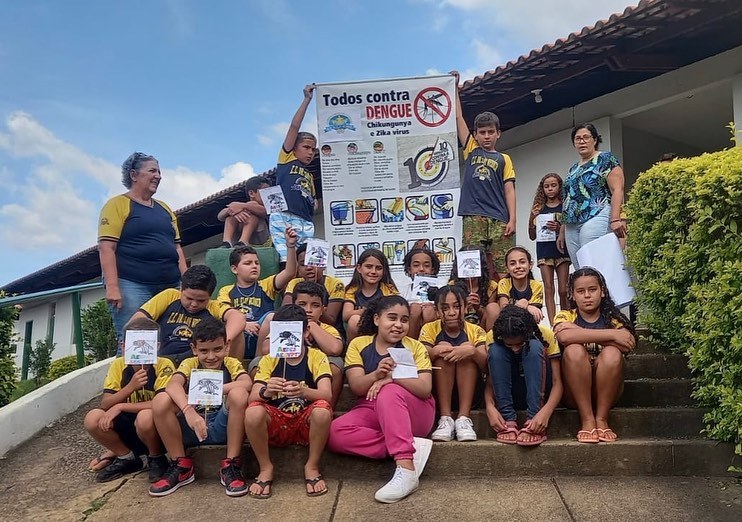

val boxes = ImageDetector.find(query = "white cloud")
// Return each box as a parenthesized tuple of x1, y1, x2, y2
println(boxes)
(257, 134, 273, 146)
(472, 38, 503, 69)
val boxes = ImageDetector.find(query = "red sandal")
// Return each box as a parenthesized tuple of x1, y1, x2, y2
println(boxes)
(496, 421, 519, 444)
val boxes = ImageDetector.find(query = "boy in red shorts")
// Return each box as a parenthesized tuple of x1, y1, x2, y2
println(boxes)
(244, 304, 333, 499)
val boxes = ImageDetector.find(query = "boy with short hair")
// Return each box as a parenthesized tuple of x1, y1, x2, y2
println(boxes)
(149, 317, 252, 497)
(244, 304, 333, 499)
(84, 317, 174, 483)
(132, 265, 247, 363)
(451, 70, 516, 279)
(217, 175, 271, 248)
(281, 242, 345, 331)
(217, 227, 298, 360)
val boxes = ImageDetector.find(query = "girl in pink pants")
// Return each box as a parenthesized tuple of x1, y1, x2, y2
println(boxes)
(328, 295, 435, 504)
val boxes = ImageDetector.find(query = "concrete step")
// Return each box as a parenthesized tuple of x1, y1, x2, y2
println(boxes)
(465, 407, 706, 440)
(190, 438, 736, 478)
(625, 354, 690, 380)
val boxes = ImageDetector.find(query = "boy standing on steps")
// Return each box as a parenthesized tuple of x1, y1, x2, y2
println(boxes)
(244, 304, 333, 499)
(451, 70, 516, 279)
(149, 317, 252, 497)
(84, 317, 174, 483)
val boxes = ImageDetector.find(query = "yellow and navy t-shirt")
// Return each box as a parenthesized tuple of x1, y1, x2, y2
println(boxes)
(419, 320, 486, 349)
(285, 275, 345, 304)
(486, 325, 561, 358)
(497, 278, 544, 307)
(308, 322, 342, 352)
(345, 335, 432, 376)
(344, 283, 399, 309)
(457, 135, 516, 223)
(277, 148, 315, 222)
(103, 357, 175, 402)
(175, 356, 247, 411)
(254, 348, 331, 412)
(448, 279, 498, 301)
(98, 195, 181, 285)
(553, 309, 624, 330)
(139, 288, 234, 356)
(217, 276, 278, 322)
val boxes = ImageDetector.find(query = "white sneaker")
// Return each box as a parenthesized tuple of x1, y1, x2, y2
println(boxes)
(430, 416, 455, 442)
(454, 415, 477, 441)
(412, 437, 433, 478)
(374, 466, 419, 503)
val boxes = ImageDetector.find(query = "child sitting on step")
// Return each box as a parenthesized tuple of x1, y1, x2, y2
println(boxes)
(554, 267, 636, 443)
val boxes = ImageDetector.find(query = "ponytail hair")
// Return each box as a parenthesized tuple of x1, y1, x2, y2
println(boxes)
(357, 295, 410, 336)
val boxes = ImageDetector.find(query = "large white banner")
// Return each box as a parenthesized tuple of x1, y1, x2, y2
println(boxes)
(316, 75, 461, 286)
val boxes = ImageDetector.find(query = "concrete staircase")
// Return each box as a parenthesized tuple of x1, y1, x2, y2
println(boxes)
(191, 332, 737, 477)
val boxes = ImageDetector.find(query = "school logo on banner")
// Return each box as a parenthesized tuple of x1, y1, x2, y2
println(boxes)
(324, 114, 356, 133)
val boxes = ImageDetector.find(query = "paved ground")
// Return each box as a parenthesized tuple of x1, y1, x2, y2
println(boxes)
(0, 399, 740, 522)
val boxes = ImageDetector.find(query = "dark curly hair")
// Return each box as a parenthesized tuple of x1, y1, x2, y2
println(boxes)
(448, 245, 492, 303)
(403, 247, 440, 278)
(181, 265, 217, 294)
(493, 305, 546, 352)
(229, 245, 259, 267)
(434, 282, 468, 312)
(568, 267, 636, 340)
(357, 295, 410, 336)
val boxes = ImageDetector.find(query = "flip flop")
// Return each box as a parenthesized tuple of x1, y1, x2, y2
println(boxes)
(496, 421, 520, 445)
(597, 428, 618, 442)
(516, 427, 547, 447)
(576, 428, 600, 443)
(88, 454, 115, 472)
(248, 478, 273, 499)
(305, 475, 328, 497)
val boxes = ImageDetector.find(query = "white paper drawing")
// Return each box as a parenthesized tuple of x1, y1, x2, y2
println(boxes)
(259, 186, 289, 214)
(411, 275, 437, 303)
(305, 239, 330, 268)
(576, 233, 636, 308)
(535, 213, 557, 242)
(270, 320, 304, 358)
(457, 250, 482, 279)
(387, 348, 419, 379)
(188, 369, 224, 407)
(124, 330, 158, 365)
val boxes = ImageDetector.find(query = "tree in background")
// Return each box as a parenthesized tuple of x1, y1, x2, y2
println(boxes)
(0, 297, 20, 406)
(28, 337, 54, 387)
(82, 300, 117, 361)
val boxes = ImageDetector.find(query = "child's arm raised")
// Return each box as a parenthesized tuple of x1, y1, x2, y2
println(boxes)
(274, 227, 298, 290)
(449, 70, 470, 148)
(283, 84, 315, 152)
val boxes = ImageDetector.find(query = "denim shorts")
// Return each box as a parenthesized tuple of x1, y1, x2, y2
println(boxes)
(179, 404, 229, 446)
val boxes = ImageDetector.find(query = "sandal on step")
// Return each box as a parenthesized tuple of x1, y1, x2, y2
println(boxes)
(516, 427, 547, 447)
(88, 454, 115, 472)
(305, 475, 328, 497)
(597, 428, 618, 442)
(248, 478, 273, 499)
(576, 428, 600, 443)
(496, 421, 519, 445)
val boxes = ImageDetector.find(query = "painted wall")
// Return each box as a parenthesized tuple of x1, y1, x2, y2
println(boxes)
(734, 74, 742, 146)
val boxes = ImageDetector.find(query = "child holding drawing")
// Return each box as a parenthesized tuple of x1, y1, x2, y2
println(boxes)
(270, 84, 318, 261)
(528, 173, 570, 324)
(328, 295, 435, 504)
(402, 246, 440, 339)
(448, 246, 499, 331)
(245, 304, 333, 499)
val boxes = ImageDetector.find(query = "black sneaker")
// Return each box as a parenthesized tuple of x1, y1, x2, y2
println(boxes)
(219, 457, 247, 497)
(147, 454, 170, 483)
(220, 241, 232, 248)
(149, 457, 195, 497)
(96, 455, 143, 483)
(233, 241, 247, 247)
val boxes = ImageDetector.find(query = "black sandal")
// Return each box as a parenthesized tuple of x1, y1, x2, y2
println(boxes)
(248, 478, 273, 499)
(305, 475, 328, 497)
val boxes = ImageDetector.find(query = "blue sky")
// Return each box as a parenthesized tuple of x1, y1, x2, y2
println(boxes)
(0, 0, 634, 286)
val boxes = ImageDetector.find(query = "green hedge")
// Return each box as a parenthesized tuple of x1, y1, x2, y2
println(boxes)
(47, 355, 93, 381)
(626, 143, 742, 456)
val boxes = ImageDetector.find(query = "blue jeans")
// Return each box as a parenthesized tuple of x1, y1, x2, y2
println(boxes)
(564, 204, 611, 269)
(109, 278, 179, 348)
(179, 404, 229, 446)
(488, 339, 550, 421)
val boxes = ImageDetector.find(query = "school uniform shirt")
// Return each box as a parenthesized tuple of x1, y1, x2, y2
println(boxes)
(496, 278, 544, 307)
(419, 320, 486, 349)
(343, 283, 398, 309)
(553, 310, 623, 330)
(308, 322, 342, 352)
(276, 148, 315, 222)
(175, 356, 247, 412)
(98, 195, 182, 285)
(139, 288, 233, 356)
(103, 357, 175, 403)
(285, 275, 345, 304)
(254, 348, 331, 413)
(217, 276, 279, 322)
(535, 202, 564, 261)
(457, 135, 516, 223)
(486, 325, 561, 358)
(345, 335, 432, 376)
(448, 279, 499, 301)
